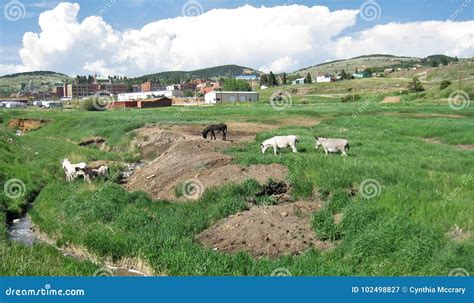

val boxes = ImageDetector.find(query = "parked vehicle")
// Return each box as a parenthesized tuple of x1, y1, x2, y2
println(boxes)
(42, 101, 63, 109)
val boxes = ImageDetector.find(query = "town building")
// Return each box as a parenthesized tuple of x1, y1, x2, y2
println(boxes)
(141, 81, 161, 92)
(63, 82, 128, 98)
(117, 90, 183, 102)
(316, 75, 332, 83)
(204, 91, 259, 104)
(236, 75, 258, 81)
(292, 78, 305, 85)
(107, 97, 172, 109)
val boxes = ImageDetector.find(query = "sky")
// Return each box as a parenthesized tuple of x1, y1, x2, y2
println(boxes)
(0, 0, 473, 76)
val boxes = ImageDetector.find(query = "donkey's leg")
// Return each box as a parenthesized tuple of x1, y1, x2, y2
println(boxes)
(291, 144, 297, 153)
(273, 145, 277, 156)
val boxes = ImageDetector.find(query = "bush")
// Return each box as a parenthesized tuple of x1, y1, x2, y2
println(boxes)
(80, 98, 99, 111)
(79, 97, 112, 111)
(341, 94, 361, 103)
(440, 80, 452, 90)
(407, 77, 425, 93)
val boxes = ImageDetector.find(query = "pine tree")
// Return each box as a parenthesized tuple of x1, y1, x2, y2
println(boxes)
(282, 73, 287, 85)
(268, 72, 278, 86)
(407, 77, 425, 93)
(304, 73, 312, 84)
(260, 74, 268, 86)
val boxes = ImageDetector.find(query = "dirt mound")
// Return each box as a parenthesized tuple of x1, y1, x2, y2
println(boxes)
(380, 97, 401, 104)
(125, 124, 288, 201)
(7, 118, 49, 132)
(197, 201, 334, 258)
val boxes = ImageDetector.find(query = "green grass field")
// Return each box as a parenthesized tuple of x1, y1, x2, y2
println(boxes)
(0, 84, 473, 276)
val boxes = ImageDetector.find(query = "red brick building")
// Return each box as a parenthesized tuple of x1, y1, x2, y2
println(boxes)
(107, 97, 172, 109)
(141, 81, 161, 92)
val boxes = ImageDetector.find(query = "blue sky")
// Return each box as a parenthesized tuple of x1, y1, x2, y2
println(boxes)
(0, 0, 472, 75)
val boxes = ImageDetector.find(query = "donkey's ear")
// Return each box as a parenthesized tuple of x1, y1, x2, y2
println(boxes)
(314, 136, 318, 140)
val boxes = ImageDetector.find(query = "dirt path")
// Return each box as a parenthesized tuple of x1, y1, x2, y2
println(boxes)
(125, 123, 292, 201)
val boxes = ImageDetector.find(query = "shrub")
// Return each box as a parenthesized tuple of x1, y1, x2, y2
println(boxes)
(440, 80, 452, 90)
(407, 77, 425, 93)
(341, 94, 361, 103)
(79, 98, 98, 111)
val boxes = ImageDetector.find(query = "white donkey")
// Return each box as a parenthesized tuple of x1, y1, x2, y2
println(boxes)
(315, 137, 349, 156)
(62, 159, 87, 182)
(261, 135, 298, 156)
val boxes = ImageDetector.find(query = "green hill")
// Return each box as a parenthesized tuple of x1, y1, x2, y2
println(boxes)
(134, 65, 260, 85)
(0, 71, 72, 96)
(294, 54, 420, 76)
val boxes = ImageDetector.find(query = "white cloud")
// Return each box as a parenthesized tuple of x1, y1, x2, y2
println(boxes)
(1, 2, 473, 76)
(260, 56, 299, 74)
(333, 21, 474, 59)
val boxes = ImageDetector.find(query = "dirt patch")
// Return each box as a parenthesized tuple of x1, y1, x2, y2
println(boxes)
(126, 123, 288, 201)
(7, 118, 49, 132)
(197, 201, 334, 258)
(447, 225, 471, 243)
(422, 138, 443, 145)
(421, 138, 474, 150)
(454, 144, 474, 151)
(333, 213, 344, 225)
(380, 96, 401, 104)
(412, 114, 464, 119)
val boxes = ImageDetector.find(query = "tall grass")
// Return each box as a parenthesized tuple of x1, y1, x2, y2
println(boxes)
(0, 100, 472, 276)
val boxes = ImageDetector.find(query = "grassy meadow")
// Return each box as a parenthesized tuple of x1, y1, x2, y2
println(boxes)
(0, 78, 473, 276)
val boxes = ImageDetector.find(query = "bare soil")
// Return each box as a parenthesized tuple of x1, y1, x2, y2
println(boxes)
(125, 123, 288, 201)
(447, 225, 472, 243)
(7, 118, 49, 132)
(454, 144, 474, 151)
(380, 96, 401, 104)
(197, 201, 334, 258)
(421, 138, 474, 150)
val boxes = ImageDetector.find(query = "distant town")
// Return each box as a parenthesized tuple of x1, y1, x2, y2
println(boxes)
(0, 54, 460, 109)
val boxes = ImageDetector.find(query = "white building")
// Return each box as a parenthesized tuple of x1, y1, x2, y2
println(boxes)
(118, 90, 183, 101)
(3, 102, 27, 109)
(166, 85, 180, 91)
(292, 78, 305, 85)
(204, 91, 259, 104)
(316, 75, 332, 83)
